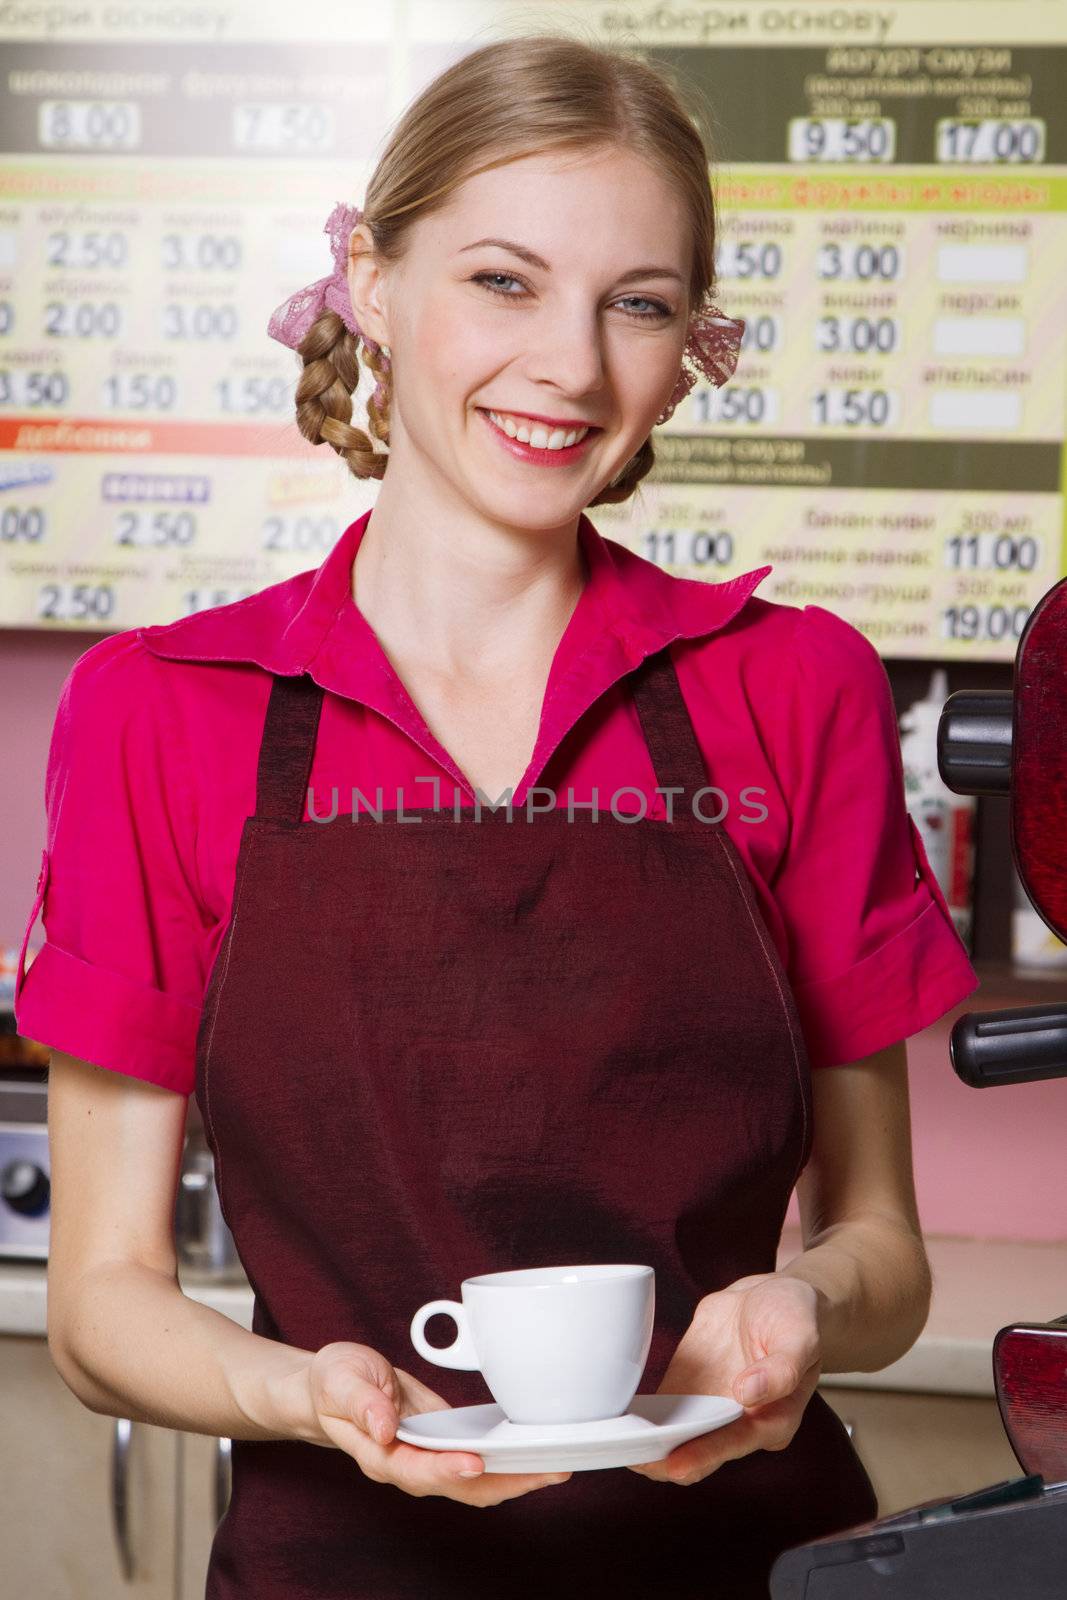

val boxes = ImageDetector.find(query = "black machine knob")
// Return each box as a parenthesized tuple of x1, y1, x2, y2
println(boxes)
(937, 690, 1013, 797)
(951, 1004, 1067, 1088)
(1, 1158, 51, 1216)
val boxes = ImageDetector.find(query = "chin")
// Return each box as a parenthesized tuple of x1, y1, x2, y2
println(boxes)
(479, 494, 583, 531)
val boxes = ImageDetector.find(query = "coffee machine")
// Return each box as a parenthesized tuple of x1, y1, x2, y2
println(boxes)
(770, 576, 1067, 1598)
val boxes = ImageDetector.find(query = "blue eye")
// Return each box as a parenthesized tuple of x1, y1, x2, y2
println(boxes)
(470, 271, 670, 322)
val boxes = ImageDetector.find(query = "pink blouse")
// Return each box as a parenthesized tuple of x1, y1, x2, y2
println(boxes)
(15, 507, 979, 1095)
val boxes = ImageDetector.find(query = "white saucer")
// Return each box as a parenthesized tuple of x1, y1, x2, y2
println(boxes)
(395, 1394, 744, 1472)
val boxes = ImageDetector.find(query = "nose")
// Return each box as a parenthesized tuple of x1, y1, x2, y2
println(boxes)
(525, 308, 608, 406)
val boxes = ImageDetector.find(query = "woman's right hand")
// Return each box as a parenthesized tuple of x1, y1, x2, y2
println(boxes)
(306, 1342, 573, 1505)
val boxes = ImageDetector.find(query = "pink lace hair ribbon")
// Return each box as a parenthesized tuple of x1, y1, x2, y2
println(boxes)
(267, 201, 382, 354)
(656, 299, 745, 425)
(266, 199, 744, 424)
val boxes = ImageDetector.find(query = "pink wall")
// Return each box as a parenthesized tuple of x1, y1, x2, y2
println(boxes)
(784, 986, 1067, 1243)
(5, 630, 1066, 1243)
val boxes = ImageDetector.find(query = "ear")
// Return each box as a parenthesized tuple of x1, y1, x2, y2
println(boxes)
(346, 223, 392, 349)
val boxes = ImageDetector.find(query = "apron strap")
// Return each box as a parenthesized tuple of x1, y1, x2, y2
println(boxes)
(254, 672, 325, 821)
(253, 649, 707, 822)
(629, 646, 712, 803)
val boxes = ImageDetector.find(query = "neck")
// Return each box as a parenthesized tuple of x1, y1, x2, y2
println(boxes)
(350, 487, 588, 682)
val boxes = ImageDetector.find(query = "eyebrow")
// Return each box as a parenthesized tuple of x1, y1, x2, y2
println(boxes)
(457, 236, 685, 286)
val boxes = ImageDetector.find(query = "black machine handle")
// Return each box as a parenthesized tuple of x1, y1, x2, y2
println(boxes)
(937, 690, 1013, 797)
(950, 1003, 1067, 1088)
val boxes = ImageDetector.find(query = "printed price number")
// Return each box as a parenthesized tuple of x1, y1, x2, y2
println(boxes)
(161, 234, 242, 272)
(789, 118, 895, 163)
(816, 315, 898, 356)
(46, 230, 129, 270)
(181, 587, 256, 615)
(45, 300, 124, 338)
(39, 101, 141, 150)
(261, 514, 338, 553)
(115, 510, 196, 548)
(942, 603, 1031, 643)
(716, 240, 783, 281)
(811, 388, 898, 428)
(0, 369, 69, 406)
(37, 583, 115, 622)
(945, 532, 1040, 572)
(643, 528, 735, 569)
(741, 313, 780, 355)
(816, 242, 903, 282)
(936, 120, 1045, 164)
(693, 385, 778, 426)
(162, 303, 239, 341)
(103, 373, 178, 411)
(0, 506, 45, 542)
(233, 103, 336, 153)
(216, 376, 290, 415)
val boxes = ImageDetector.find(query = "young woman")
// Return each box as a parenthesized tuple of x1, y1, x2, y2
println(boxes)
(17, 34, 979, 1600)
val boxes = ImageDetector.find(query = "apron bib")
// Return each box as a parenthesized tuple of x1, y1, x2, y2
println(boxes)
(195, 645, 877, 1599)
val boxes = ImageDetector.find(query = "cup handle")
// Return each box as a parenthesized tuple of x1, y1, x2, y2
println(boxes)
(409, 1299, 480, 1370)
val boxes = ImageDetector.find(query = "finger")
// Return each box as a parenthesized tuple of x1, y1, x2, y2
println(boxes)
(385, 1440, 572, 1501)
(376, 1376, 574, 1497)
(631, 1385, 817, 1484)
(346, 1412, 571, 1495)
(316, 1400, 482, 1488)
(391, 1366, 454, 1415)
(630, 1431, 764, 1485)
(311, 1365, 570, 1499)
(630, 1386, 807, 1480)
(439, 1459, 575, 1497)
(361, 1408, 483, 1477)
(313, 1356, 400, 1446)
(733, 1349, 820, 1409)
(628, 1414, 759, 1483)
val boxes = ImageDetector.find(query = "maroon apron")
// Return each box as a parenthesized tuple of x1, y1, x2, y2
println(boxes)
(196, 644, 877, 1599)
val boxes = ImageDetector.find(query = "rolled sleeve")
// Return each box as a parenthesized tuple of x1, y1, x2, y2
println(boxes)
(14, 634, 210, 1096)
(772, 606, 980, 1070)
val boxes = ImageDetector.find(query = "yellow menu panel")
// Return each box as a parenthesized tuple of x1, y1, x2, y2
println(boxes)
(1, 1, 1064, 658)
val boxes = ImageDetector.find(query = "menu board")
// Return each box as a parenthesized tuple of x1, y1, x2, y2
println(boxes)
(1, 0, 1064, 659)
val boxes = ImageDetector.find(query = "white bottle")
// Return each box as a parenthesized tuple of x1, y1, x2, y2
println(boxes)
(899, 668, 976, 949)
(1012, 864, 1067, 971)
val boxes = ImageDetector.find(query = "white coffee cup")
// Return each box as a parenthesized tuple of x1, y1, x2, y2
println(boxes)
(409, 1263, 655, 1424)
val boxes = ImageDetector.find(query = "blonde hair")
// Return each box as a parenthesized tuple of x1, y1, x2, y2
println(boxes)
(290, 32, 721, 508)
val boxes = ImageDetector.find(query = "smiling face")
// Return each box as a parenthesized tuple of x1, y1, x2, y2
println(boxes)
(347, 144, 693, 529)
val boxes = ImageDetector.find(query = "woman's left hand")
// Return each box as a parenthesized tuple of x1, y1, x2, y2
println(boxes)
(627, 1272, 824, 1485)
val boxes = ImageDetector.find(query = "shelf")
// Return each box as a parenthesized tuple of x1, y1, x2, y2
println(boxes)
(970, 959, 1067, 1003)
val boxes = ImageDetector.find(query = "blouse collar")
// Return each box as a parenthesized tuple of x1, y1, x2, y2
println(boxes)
(139, 507, 772, 803)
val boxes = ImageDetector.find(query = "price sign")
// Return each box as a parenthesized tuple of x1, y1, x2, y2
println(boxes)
(0, 1, 1064, 658)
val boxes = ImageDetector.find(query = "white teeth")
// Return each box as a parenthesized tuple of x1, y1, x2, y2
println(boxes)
(486, 410, 590, 450)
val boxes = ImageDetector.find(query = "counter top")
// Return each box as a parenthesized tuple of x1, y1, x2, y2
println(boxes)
(3, 1229, 1065, 1397)
(777, 1227, 1067, 1396)
(0, 1260, 255, 1339)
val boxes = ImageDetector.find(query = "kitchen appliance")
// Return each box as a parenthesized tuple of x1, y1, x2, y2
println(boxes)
(771, 576, 1067, 1595)
(0, 1049, 50, 1261)
(0, 1025, 242, 1282)
(174, 1124, 245, 1282)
